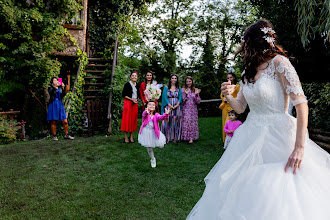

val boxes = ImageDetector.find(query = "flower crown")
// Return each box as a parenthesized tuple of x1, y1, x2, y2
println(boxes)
(260, 27, 276, 47)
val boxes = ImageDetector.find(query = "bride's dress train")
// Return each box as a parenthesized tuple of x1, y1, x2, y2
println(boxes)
(187, 55, 330, 220)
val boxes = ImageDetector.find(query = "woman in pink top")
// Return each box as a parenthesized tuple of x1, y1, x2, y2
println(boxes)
(138, 101, 171, 168)
(223, 110, 242, 149)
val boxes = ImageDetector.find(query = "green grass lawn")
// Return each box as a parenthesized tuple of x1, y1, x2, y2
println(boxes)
(0, 117, 224, 220)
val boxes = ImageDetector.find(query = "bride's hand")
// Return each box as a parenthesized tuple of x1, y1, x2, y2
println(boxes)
(221, 81, 236, 97)
(284, 147, 304, 174)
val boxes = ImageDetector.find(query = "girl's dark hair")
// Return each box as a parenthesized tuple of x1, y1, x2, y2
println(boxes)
(145, 70, 154, 84)
(145, 100, 159, 113)
(227, 73, 238, 85)
(184, 76, 195, 93)
(167, 74, 179, 89)
(228, 109, 239, 117)
(130, 71, 138, 77)
(50, 77, 58, 86)
(235, 19, 288, 84)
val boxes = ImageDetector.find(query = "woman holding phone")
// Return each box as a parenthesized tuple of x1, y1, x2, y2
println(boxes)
(47, 77, 74, 141)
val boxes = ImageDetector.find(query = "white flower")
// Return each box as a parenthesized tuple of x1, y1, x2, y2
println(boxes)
(144, 83, 163, 100)
(263, 36, 275, 44)
(260, 27, 275, 34)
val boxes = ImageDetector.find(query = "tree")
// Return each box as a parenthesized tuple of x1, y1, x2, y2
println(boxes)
(0, 0, 81, 132)
(248, 0, 330, 82)
(139, 0, 195, 78)
(296, 0, 330, 48)
(189, 0, 257, 99)
(88, 0, 155, 56)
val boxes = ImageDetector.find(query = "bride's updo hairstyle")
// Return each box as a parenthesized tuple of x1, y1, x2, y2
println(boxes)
(235, 19, 288, 84)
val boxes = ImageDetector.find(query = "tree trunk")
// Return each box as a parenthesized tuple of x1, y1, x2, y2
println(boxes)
(43, 86, 49, 112)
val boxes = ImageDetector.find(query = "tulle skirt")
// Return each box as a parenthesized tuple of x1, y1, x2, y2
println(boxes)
(187, 113, 330, 220)
(138, 128, 166, 148)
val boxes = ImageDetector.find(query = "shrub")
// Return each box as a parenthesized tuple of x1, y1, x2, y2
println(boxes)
(302, 82, 330, 131)
(0, 115, 20, 144)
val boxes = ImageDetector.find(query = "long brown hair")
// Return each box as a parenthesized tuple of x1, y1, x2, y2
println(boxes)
(235, 19, 288, 84)
(184, 76, 195, 93)
(167, 74, 180, 89)
(144, 70, 154, 84)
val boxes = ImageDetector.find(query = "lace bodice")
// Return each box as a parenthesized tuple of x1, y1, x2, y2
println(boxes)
(234, 55, 307, 115)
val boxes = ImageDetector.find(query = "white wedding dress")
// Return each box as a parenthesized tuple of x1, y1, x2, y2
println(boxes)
(187, 55, 330, 220)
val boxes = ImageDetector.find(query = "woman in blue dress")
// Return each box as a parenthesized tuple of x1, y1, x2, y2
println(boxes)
(47, 77, 74, 141)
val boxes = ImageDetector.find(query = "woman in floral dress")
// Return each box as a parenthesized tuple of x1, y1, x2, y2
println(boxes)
(161, 74, 182, 143)
(181, 76, 201, 143)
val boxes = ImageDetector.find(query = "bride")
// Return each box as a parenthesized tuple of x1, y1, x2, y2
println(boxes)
(187, 19, 330, 220)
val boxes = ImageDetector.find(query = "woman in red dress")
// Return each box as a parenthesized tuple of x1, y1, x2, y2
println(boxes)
(121, 71, 140, 143)
(139, 70, 158, 110)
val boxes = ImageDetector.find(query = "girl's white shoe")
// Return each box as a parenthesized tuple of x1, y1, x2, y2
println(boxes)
(151, 158, 156, 168)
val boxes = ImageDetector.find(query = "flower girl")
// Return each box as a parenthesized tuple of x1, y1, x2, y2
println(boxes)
(223, 110, 242, 149)
(138, 101, 171, 168)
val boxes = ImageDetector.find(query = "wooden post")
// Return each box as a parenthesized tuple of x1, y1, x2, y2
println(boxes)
(29, 89, 47, 112)
(86, 3, 91, 57)
(82, 0, 88, 52)
(65, 62, 82, 118)
(107, 38, 119, 135)
(91, 100, 95, 135)
(87, 100, 91, 136)
(95, 100, 99, 130)
(44, 86, 50, 112)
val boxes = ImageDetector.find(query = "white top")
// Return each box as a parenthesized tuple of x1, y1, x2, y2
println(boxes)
(129, 81, 137, 99)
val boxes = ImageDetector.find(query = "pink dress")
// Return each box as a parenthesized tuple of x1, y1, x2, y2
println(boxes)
(223, 120, 242, 149)
(224, 120, 242, 137)
(181, 88, 201, 141)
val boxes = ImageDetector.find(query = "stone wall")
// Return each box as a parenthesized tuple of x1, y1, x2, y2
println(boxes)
(55, 25, 85, 56)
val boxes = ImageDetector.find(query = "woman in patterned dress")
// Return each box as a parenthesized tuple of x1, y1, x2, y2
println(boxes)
(181, 76, 201, 143)
(161, 74, 182, 143)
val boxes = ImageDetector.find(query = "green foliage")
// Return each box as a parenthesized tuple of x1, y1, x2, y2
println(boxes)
(62, 31, 88, 135)
(0, 0, 81, 99)
(0, 116, 19, 144)
(303, 82, 330, 131)
(139, 0, 195, 77)
(296, 0, 330, 47)
(187, 0, 256, 99)
(248, 0, 330, 83)
(103, 53, 141, 134)
(88, 0, 154, 55)
(0, 0, 82, 137)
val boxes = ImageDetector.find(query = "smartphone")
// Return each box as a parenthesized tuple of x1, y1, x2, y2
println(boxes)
(58, 78, 62, 85)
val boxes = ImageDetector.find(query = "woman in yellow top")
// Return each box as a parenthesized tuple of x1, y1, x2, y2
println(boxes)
(219, 73, 240, 142)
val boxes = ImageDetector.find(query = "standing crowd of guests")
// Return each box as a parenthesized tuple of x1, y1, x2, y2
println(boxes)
(120, 71, 201, 144)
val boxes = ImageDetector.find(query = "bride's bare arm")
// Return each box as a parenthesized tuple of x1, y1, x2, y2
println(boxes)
(295, 102, 309, 149)
(221, 81, 247, 114)
(272, 55, 309, 174)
